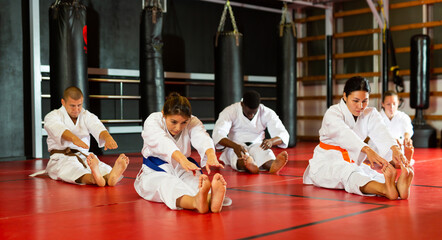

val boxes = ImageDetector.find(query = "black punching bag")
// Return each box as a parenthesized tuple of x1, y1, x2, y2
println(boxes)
(410, 35, 430, 113)
(49, 0, 88, 109)
(410, 34, 436, 148)
(140, 4, 165, 120)
(214, 33, 243, 118)
(277, 23, 297, 147)
(214, 2, 243, 118)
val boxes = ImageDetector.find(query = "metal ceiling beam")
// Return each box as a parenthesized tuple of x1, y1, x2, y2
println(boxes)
(200, 0, 283, 13)
(282, 0, 331, 9)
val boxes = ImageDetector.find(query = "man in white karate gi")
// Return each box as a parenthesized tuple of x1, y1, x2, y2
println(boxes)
(212, 90, 289, 174)
(32, 86, 129, 187)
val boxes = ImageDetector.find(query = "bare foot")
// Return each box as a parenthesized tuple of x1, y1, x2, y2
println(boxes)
(397, 164, 414, 200)
(244, 156, 259, 174)
(107, 154, 130, 186)
(404, 145, 414, 165)
(269, 151, 288, 174)
(210, 173, 227, 213)
(194, 174, 210, 214)
(382, 164, 399, 200)
(86, 153, 106, 187)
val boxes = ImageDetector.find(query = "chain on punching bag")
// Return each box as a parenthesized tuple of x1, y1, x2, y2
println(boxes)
(277, 5, 297, 147)
(214, 1, 243, 118)
(140, 0, 165, 120)
(49, 0, 88, 109)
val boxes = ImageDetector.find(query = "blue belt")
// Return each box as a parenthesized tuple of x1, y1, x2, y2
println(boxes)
(143, 156, 202, 173)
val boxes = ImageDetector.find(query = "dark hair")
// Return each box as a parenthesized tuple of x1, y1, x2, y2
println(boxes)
(63, 86, 83, 100)
(162, 92, 192, 117)
(243, 90, 261, 109)
(382, 90, 398, 103)
(343, 76, 371, 97)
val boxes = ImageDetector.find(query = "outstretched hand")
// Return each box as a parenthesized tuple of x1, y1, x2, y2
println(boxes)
(104, 136, 118, 150)
(72, 136, 89, 149)
(404, 137, 413, 148)
(180, 158, 201, 175)
(99, 131, 118, 151)
(172, 150, 200, 175)
(205, 154, 224, 175)
(363, 146, 389, 170)
(62, 130, 88, 149)
(391, 145, 408, 168)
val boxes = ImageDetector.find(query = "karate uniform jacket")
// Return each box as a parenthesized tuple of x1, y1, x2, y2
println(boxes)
(141, 112, 214, 169)
(212, 102, 289, 149)
(44, 106, 107, 154)
(303, 99, 398, 190)
(380, 109, 413, 144)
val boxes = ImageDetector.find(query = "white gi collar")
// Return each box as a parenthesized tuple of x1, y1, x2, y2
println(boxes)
(60, 105, 85, 126)
(338, 98, 357, 128)
(380, 109, 395, 121)
(238, 102, 260, 124)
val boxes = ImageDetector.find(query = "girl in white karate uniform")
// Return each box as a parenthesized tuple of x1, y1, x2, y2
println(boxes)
(378, 91, 414, 164)
(303, 76, 414, 200)
(134, 92, 227, 213)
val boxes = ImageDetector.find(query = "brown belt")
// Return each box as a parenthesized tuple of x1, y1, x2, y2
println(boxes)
(50, 148, 88, 168)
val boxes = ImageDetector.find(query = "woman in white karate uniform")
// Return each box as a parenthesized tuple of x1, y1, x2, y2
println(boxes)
(134, 92, 227, 213)
(378, 91, 414, 163)
(303, 76, 414, 200)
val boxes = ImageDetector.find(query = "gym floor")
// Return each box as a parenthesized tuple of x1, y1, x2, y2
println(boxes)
(0, 142, 441, 239)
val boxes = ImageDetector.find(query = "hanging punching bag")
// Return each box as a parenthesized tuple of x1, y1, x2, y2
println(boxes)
(214, 1, 243, 118)
(277, 20, 297, 147)
(410, 35, 430, 113)
(49, 0, 88, 109)
(140, 3, 165, 120)
(410, 34, 436, 148)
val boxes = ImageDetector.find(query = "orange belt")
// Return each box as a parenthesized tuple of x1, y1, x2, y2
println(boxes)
(319, 142, 354, 163)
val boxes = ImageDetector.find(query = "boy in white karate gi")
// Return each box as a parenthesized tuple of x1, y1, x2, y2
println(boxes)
(134, 92, 228, 213)
(212, 90, 289, 174)
(303, 76, 414, 200)
(32, 86, 129, 187)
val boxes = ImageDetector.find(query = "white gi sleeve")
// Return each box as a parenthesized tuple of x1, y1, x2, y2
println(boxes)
(44, 110, 68, 146)
(321, 109, 368, 165)
(367, 109, 398, 158)
(189, 116, 215, 166)
(212, 107, 234, 149)
(141, 115, 180, 164)
(84, 110, 108, 148)
(402, 112, 414, 137)
(262, 106, 289, 148)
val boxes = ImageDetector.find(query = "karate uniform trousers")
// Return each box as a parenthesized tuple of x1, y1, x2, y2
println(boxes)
(32, 106, 112, 184)
(134, 112, 213, 210)
(303, 99, 397, 196)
